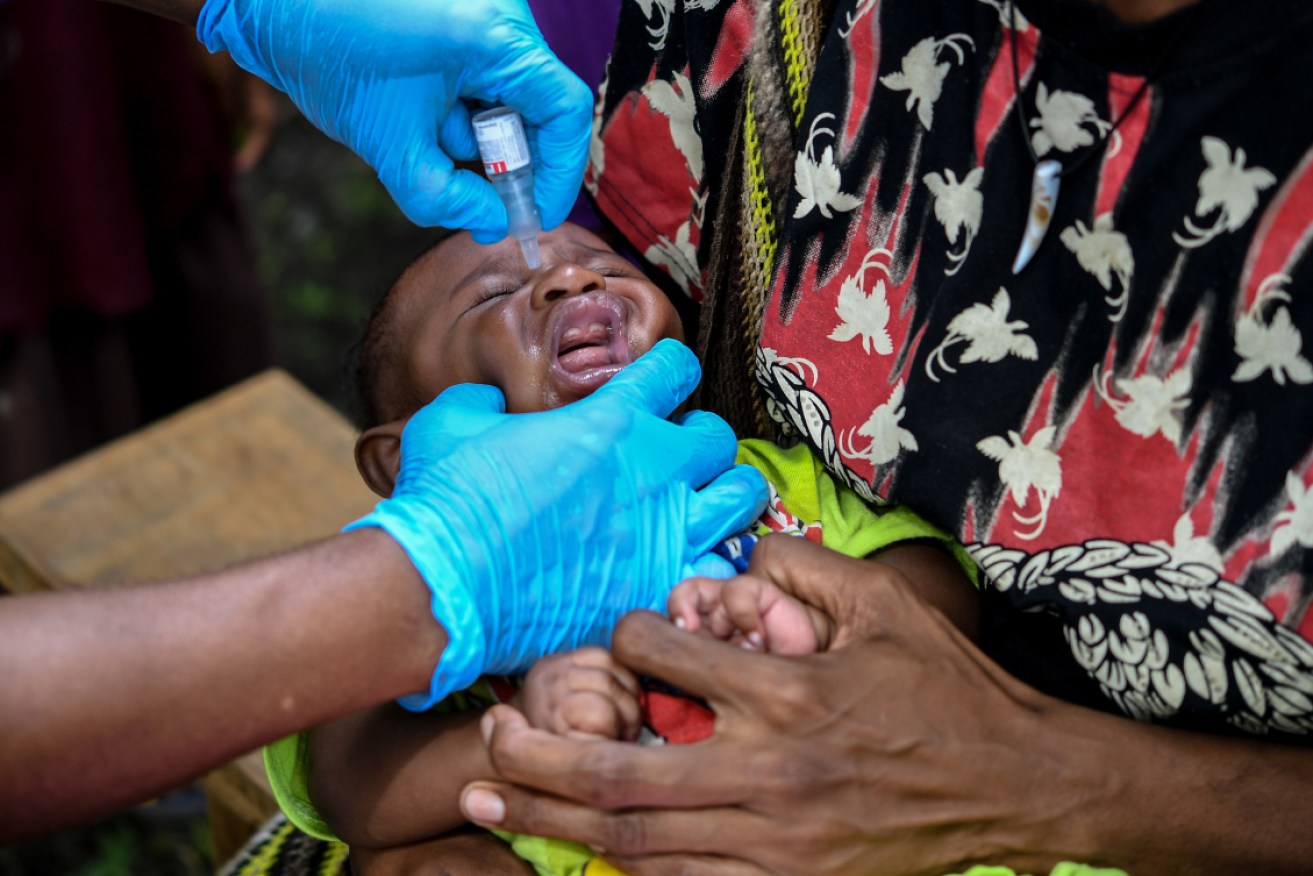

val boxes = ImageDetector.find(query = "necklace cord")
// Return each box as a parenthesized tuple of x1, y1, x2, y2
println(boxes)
(1007, 0, 1210, 178)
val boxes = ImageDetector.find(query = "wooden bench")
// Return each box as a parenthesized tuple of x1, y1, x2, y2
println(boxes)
(0, 369, 379, 865)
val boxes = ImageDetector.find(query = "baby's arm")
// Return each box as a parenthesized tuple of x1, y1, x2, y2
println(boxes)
(308, 647, 642, 850)
(669, 540, 978, 653)
(308, 703, 498, 849)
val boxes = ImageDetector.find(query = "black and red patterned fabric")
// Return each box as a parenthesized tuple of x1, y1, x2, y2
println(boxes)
(590, 0, 1313, 739)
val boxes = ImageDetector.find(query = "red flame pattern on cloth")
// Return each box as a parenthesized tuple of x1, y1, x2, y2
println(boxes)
(590, 0, 1313, 736)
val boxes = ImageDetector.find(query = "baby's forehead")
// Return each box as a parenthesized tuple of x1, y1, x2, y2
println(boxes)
(417, 226, 619, 291)
(393, 232, 486, 303)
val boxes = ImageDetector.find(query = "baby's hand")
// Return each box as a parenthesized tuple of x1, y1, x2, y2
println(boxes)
(516, 647, 642, 741)
(668, 574, 828, 655)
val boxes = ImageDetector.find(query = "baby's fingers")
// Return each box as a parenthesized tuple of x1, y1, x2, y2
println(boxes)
(568, 647, 641, 699)
(668, 578, 721, 634)
(668, 578, 743, 642)
(721, 575, 819, 656)
(560, 691, 641, 742)
(718, 577, 772, 649)
(559, 662, 642, 741)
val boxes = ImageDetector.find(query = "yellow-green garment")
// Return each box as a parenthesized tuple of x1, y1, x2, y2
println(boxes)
(264, 439, 1120, 876)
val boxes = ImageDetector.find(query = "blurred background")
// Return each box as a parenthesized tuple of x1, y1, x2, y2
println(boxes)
(0, 0, 437, 497)
(0, 0, 617, 871)
(0, 3, 427, 871)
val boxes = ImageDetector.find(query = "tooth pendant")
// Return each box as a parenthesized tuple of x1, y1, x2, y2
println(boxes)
(1012, 159, 1062, 274)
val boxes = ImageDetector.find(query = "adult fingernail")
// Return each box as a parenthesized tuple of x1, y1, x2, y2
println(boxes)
(480, 710, 495, 744)
(463, 788, 506, 824)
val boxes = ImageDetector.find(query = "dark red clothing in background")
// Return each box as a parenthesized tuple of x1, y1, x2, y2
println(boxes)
(0, 0, 271, 488)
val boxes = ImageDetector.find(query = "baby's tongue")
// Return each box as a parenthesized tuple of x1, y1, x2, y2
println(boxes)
(558, 322, 616, 373)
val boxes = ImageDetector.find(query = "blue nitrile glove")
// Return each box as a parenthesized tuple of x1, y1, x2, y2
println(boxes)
(346, 340, 769, 710)
(195, 0, 591, 238)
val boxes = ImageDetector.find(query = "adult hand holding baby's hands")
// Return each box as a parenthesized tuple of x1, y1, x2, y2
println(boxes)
(196, 0, 591, 235)
(463, 536, 1098, 876)
(348, 339, 768, 710)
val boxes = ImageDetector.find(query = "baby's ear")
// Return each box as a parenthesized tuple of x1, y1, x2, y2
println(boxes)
(355, 420, 405, 498)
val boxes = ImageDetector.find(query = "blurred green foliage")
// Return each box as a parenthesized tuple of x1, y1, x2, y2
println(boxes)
(237, 108, 435, 419)
(0, 789, 212, 876)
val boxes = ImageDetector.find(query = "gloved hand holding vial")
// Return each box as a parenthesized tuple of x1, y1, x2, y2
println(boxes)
(192, 0, 592, 236)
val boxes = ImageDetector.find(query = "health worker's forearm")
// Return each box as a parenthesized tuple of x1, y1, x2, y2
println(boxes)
(101, 0, 205, 26)
(0, 528, 444, 842)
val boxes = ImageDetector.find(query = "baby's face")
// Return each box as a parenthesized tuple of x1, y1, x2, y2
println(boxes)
(396, 223, 685, 413)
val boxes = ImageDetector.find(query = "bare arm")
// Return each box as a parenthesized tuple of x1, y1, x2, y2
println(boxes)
(868, 541, 980, 641)
(0, 528, 444, 842)
(311, 646, 641, 849)
(309, 704, 499, 849)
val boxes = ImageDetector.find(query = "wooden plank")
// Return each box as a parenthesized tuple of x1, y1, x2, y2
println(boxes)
(0, 369, 378, 866)
(0, 369, 379, 593)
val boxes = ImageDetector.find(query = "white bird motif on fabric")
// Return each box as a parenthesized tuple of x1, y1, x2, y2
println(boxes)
(1093, 362, 1192, 445)
(924, 167, 984, 275)
(1060, 213, 1135, 322)
(839, 381, 918, 467)
(880, 34, 974, 130)
(1029, 82, 1116, 157)
(1151, 513, 1224, 573)
(977, 426, 1062, 540)
(926, 287, 1038, 381)
(1272, 471, 1313, 558)
(828, 248, 894, 354)
(1232, 275, 1313, 387)
(794, 113, 862, 219)
(632, 0, 676, 50)
(1175, 136, 1276, 248)
(641, 70, 702, 183)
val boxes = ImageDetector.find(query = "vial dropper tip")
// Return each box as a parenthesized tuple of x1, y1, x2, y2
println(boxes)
(519, 236, 541, 270)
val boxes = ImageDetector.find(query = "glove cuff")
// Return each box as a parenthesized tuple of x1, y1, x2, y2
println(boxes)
(195, 0, 233, 53)
(194, 0, 286, 96)
(344, 502, 488, 711)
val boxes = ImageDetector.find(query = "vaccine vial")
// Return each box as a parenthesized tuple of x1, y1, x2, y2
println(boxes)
(472, 106, 542, 269)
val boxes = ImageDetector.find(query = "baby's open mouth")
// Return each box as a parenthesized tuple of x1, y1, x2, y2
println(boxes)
(558, 320, 615, 371)
(550, 294, 631, 391)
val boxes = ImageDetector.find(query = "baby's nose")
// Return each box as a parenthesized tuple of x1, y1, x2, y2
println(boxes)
(529, 263, 606, 308)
